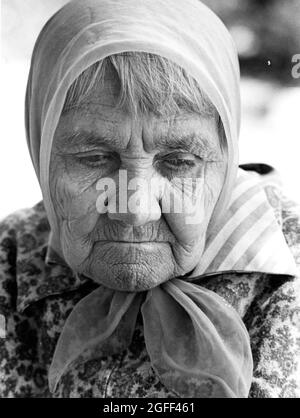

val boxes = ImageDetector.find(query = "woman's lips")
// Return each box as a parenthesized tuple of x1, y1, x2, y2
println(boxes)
(95, 241, 169, 250)
(94, 240, 170, 255)
(93, 241, 171, 265)
(96, 240, 168, 243)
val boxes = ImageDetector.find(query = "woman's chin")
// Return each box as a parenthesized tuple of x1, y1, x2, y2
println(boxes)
(87, 263, 172, 291)
(83, 241, 176, 291)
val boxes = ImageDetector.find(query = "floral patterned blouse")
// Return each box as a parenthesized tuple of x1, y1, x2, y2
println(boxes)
(1, 167, 300, 398)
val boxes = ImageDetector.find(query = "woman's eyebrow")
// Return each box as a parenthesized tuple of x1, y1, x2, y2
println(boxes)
(155, 133, 220, 155)
(57, 130, 123, 150)
(56, 129, 221, 157)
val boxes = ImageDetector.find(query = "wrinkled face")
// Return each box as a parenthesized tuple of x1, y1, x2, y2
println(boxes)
(50, 71, 227, 291)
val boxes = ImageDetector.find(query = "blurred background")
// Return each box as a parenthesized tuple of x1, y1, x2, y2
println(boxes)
(1, 0, 300, 219)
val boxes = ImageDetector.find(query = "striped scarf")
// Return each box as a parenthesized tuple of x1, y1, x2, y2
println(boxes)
(192, 168, 297, 276)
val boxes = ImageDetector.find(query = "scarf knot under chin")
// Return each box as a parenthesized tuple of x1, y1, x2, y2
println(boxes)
(48, 277, 253, 398)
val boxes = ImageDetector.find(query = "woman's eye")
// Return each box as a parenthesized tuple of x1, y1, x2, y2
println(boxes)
(157, 154, 198, 174)
(76, 154, 116, 167)
(164, 159, 196, 168)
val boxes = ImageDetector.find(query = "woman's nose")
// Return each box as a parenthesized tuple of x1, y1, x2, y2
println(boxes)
(107, 171, 162, 226)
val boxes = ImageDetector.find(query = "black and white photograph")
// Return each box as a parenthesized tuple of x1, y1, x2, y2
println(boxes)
(0, 0, 300, 401)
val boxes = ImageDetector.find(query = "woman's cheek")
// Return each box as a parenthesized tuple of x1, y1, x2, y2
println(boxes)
(163, 162, 225, 246)
(163, 183, 208, 247)
(50, 165, 100, 239)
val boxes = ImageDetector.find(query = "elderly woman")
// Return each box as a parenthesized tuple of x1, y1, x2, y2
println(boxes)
(0, 0, 300, 398)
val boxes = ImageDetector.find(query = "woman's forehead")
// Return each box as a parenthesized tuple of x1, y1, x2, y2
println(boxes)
(56, 58, 220, 147)
(54, 102, 221, 157)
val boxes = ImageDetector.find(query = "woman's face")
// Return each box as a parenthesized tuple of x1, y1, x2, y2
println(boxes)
(50, 71, 227, 291)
